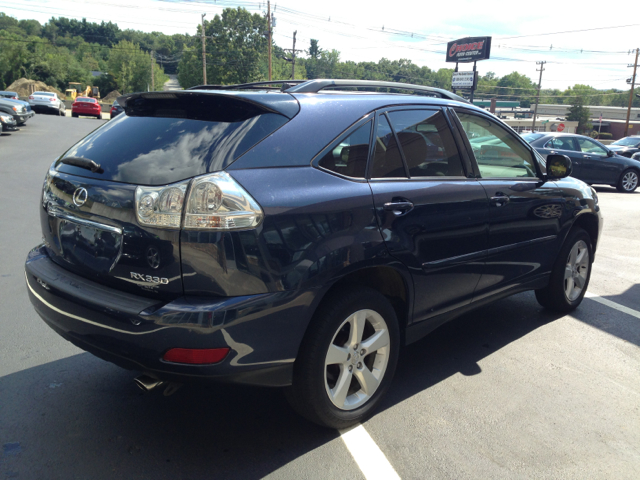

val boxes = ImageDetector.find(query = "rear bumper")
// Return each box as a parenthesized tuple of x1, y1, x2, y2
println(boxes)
(30, 104, 59, 113)
(73, 108, 101, 116)
(25, 245, 318, 386)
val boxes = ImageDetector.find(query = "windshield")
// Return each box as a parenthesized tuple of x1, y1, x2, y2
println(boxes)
(612, 137, 640, 146)
(521, 133, 545, 143)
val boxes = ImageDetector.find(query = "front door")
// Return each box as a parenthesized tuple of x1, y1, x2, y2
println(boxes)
(574, 136, 621, 185)
(368, 108, 489, 322)
(453, 109, 566, 299)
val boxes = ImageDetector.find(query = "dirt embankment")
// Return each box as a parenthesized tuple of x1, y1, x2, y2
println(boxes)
(101, 90, 121, 104)
(7, 78, 65, 98)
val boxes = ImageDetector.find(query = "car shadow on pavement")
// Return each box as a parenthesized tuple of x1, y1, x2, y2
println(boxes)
(0, 289, 636, 479)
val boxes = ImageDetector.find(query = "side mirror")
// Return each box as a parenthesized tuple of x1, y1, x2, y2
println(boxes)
(546, 154, 572, 180)
(607, 150, 614, 157)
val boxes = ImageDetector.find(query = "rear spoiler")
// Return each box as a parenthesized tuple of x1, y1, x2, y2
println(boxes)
(116, 90, 300, 119)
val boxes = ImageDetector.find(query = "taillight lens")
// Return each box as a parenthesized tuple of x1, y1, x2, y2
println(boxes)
(29, 95, 34, 100)
(50, 97, 55, 102)
(135, 181, 188, 228)
(135, 172, 263, 230)
(184, 172, 263, 230)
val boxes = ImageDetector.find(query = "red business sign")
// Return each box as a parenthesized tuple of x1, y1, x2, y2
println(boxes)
(446, 36, 492, 63)
(557, 123, 565, 132)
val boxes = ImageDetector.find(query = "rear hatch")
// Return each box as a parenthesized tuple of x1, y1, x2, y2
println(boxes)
(42, 91, 298, 299)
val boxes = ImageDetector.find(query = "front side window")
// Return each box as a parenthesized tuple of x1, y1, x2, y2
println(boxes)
(318, 121, 371, 178)
(456, 111, 537, 178)
(371, 114, 406, 178)
(387, 110, 465, 177)
(576, 137, 608, 156)
(545, 137, 579, 151)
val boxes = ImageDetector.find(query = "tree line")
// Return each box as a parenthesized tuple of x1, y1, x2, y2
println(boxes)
(1, 7, 638, 115)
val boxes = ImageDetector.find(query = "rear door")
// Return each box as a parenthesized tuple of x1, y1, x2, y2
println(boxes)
(368, 107, 489, 322)
(452, 108, 566, 298)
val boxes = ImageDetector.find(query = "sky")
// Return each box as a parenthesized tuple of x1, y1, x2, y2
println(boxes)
(2, 0, 640, 92)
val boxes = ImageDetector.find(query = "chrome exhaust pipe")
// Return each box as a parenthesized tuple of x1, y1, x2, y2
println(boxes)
(134, 374, 165, 392)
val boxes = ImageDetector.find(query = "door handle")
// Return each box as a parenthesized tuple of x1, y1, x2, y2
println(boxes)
(583, 155, 591, 159)
(490, 194, 510, 207)
(383, 201, 414, 215)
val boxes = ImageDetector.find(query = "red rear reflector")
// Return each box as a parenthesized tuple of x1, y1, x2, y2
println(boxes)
(163, 347, 230, 365)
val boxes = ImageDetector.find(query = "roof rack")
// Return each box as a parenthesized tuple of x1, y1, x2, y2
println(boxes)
(187, 79, 468, 103)
(188, 80, 305, 91)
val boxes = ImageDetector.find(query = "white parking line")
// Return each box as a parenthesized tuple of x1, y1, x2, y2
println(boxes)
(339, 424, 401, 480)
(585, 292, 640, 319)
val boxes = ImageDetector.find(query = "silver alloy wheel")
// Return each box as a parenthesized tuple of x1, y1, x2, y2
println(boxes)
(621, 171, 638, 191)
(324, 309, 390, 411)
(564, 239, 589, 302)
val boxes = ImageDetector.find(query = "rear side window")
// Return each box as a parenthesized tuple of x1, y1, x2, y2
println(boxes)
(318, 121, 371, 178)
(57, 95, 290, 185)
(371, 115, 406, 178)
(387, 110, 465, 177)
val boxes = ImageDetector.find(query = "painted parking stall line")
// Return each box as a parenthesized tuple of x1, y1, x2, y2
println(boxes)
(586, 292, 640, 320)
(339, 424, 401, 480)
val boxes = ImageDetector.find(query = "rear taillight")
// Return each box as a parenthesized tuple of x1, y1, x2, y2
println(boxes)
(49, 97, 55, 102)
(29, 95, 34, 100)
(12, 96, 17, 100)
(135, 172, 263, 231)
(135, 182, 188, 228)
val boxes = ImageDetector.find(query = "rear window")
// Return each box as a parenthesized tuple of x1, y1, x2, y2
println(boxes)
(57, 94, 290, 185)
(34, 92, 54, 96)
(76, 98, 96, 103)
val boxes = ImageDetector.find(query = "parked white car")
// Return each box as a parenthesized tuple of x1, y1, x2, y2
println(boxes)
(28, 91, 66, 116)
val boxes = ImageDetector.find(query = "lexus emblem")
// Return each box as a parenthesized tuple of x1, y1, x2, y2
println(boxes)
(72, 187, 88, 207)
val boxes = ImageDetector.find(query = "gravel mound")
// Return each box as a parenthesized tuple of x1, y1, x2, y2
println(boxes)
(7, 78, 65, 98)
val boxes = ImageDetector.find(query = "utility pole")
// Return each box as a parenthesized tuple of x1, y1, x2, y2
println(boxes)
(624, 48, 639, 137)
(201, 13, 207, 85)
(151, 50, 155, 91)
(291, 31, 297, 80)
(267, 1, 272, 81)
(532, 61, 546, 132)
(283, 31, 303, 80)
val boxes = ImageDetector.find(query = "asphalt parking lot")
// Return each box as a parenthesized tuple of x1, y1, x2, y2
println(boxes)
(1, 114, 639, 479)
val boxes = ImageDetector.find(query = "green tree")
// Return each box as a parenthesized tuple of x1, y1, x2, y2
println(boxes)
(108, 40, 154, 93)
(567, 105, 592, 134)
(178, 7, 267, 87)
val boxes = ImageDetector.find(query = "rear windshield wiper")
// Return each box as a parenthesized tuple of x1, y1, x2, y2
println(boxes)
(59, 156, 104, 173)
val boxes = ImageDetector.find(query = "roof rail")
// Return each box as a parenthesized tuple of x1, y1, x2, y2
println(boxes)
(186, 79, 468, 103)
(187, 80, 306, 91)
(284, 79, 469, 103)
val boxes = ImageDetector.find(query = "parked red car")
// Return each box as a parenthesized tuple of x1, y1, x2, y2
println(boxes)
(71, 97, 102, 119)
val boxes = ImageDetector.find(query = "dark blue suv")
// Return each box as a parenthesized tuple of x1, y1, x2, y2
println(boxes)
(25, 80, 602, 428)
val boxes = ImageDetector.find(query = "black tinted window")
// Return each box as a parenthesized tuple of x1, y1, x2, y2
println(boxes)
(318, 121, 371, 178)
(546, 137, 578, 151)
(56, 95, 289, 185)
(388, 110, 464, 177)
(371, 114, 406, 178)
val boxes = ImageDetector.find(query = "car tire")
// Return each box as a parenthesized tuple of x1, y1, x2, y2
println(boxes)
(535, 228, 592, 313)
(72, 112, 78, 118)
(96, 114, 101, 120)
(285, 286, 400, 429)
(616, 169, 638, 193)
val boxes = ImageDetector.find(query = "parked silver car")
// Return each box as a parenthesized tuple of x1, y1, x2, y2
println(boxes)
(28, 91, 66, 116)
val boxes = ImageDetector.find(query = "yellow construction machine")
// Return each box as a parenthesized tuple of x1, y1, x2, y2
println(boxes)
(66, 83, 100, 101)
